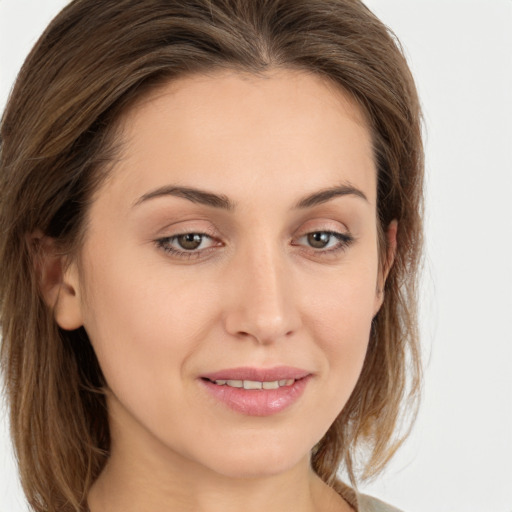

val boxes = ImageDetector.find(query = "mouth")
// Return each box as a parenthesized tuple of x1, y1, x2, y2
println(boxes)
(199, 366, 312, 416)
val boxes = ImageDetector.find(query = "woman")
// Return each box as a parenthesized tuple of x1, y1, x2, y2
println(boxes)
(0, 1, 423, 511)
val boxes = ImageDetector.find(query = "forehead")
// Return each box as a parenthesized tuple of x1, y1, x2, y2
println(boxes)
(98, 69, 376, 209)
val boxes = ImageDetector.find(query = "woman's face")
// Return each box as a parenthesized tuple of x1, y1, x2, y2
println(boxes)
(64, 69, 388, 478)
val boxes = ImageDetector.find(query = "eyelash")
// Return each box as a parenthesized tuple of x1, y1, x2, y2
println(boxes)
(155, 230, 354, 260)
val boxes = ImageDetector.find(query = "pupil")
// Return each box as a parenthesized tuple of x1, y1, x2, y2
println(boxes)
(178, 234, 202, 250)
(308, 232, 330, 249)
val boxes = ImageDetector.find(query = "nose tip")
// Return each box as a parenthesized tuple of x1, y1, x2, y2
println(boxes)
(231, 312, 296, 345)
(223, 251, 301, 344)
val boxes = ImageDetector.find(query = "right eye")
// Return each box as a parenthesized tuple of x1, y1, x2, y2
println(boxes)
(155, 232, 219, 258)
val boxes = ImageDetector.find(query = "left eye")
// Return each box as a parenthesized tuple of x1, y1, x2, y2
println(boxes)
(296, 231, 352, 250)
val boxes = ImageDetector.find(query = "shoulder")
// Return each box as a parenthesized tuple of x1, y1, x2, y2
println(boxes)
(356, 492, 404, 512)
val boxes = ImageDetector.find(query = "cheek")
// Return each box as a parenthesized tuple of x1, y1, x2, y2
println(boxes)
(78, 263, 223, 463)
(78, 244, 217, 406)
(301, 260, 379, 405)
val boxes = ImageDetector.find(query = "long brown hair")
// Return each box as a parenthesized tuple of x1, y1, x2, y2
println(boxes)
(0, 1, 424, 510)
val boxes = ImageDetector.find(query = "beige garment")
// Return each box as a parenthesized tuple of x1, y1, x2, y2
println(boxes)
(334, 480, 403, 512)
(356, 492, 404, 512)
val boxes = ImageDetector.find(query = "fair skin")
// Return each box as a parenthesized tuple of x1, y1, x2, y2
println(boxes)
(44, 69, 396, 512)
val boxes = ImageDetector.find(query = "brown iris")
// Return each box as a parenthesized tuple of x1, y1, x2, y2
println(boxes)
(307, 232, 331, 249)
(177, 233, 203, 250)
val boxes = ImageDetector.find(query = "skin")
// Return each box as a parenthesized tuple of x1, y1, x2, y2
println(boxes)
(46, 69, 396, 512)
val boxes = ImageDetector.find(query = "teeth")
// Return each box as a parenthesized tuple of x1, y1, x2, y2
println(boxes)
(226, 380, 243, 388)
(243, 380, 263, 390)
(213, 379, 295, 389)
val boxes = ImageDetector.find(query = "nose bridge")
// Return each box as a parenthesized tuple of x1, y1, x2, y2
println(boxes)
(224, 236, 300, 344)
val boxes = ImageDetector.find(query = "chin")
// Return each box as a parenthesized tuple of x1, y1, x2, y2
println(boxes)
(193, 438, 313, 480)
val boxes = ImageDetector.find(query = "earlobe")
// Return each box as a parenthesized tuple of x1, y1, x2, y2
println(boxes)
(30, 232, 84, 331)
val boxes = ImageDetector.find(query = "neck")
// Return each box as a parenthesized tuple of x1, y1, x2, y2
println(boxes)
(87, 395, 352, 512)
(89, 454, 337, 512)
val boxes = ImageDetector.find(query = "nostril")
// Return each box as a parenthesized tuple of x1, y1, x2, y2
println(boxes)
(224, 302, 301, 344)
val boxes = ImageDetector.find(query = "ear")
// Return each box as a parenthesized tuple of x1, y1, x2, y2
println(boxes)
(30, 232, 84, 331)
(374, 220, 398, 315)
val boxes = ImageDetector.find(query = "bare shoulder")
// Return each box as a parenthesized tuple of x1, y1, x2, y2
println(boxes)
(356, 493, 404, 512)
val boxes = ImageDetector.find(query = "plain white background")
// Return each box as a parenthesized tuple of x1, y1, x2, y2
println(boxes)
(1, 1, 511, 511)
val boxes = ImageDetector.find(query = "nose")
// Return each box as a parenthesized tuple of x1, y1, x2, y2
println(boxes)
(222, 243, 301, 344)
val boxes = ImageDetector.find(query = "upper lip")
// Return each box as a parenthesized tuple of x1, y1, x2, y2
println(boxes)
(201, 366, 311, 382)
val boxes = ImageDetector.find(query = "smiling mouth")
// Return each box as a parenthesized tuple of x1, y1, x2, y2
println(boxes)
(199, 369, 311, 416)
(203, 378, 297, 390)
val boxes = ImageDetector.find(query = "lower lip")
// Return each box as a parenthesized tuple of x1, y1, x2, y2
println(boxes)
(200, 377, 311, 417)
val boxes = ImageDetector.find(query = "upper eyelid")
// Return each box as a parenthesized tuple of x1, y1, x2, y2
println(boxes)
(157, 228, 349, 240)
(154, 214, 349, 233)
(156, 221, 218, 235)
(294, 217, 349, 232)
(156, 222, 351, 239)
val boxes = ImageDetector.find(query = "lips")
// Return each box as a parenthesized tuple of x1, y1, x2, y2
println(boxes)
(199, 366, 312, 416)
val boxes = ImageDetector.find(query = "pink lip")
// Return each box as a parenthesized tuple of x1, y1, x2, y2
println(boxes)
(199, 366, 312, 417)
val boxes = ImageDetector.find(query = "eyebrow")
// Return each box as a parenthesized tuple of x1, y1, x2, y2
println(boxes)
(134, 185, 234, 210)
(294, 183, 368, 208)
(133, 182, 368, 210)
